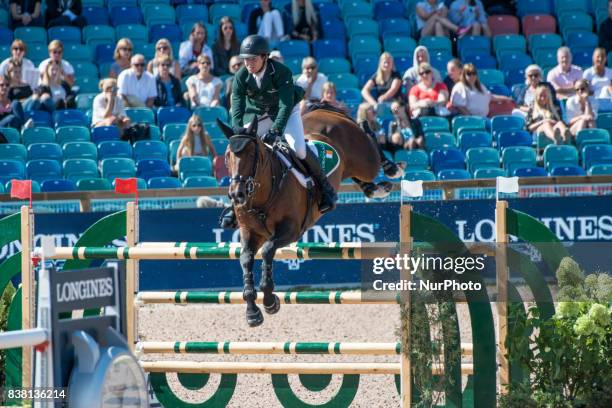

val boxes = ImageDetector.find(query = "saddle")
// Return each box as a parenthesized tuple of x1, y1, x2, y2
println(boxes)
(267, 140, 314, 190)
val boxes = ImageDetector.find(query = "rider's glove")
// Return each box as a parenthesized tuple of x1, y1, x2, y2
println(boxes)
(262, 129, 281, 145)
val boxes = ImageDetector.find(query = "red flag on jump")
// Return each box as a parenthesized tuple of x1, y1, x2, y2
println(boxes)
(115, 178, 139, 206)
(10, 179, 32, 208)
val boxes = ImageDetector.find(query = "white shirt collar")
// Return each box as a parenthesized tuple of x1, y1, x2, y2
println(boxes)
(253, 62, 268, 88)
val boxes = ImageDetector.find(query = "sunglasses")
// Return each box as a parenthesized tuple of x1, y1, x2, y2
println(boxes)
(104, 87, 116, 92)
(12, 47, 24, 51)
(0, 83, 8, 87)
(133, 63, 145, 67)
(52, 50, 62, 54)
(121, 47, 132, 51)
(160, 63, 171, 68)
(465, 72, 477, 77)
(304, 65, 317, 70)
(157, 46, 169, 51)
(527, 73, 540, 78)
(192, 123, 203, 127)
(419, 70, 431, 76)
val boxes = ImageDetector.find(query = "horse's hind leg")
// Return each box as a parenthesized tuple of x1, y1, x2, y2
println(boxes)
(352, 177, 393, 199)
(359, 120, 404, 179)
(240, 232, 264, 327)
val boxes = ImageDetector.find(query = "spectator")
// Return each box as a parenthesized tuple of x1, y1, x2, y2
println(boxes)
(179, 22, 214, 77)
(362, 52, 403, 108)
(566, 79, 598, 139)
(212, 17, 240, 76)
(450, 63, 513, 117)
(416, 0, 470, 38)
(6, 60, 33, 101)
(109, 38, 133, 79)
(388, 101, 421, 151)
(444, 58, 462, 93)
(117, 54, 157, 108)
(175, 115, 216, 171)
(583, 48, 612, 96)
(403, 46, 442, 90)
(91, 78, 130, 133)
(600, 79, 612, 99)
(514, 65, 559, 117)
(296, 56, 327, 102)
(269, 50, 284, 63)
(0, 40, 38, 89)
(248, 0, 285, 46)
(598, 0, 612, 53)
(546, 47, 583, 100)
(38, 40, 75, 86)
(224, 56, 243, 109)
(291, 0, 318, 42)
(148, 39, 181, 79)
(9, 0, 43, 28)
(185, 54, 222, 108)
(356, 102, 385, 144)
(0, 75, 27, 129)
(408, 62, 450, 119)
(154, 56, 183, 108)
(449, 0, 491, 37)
(319, 82, 349, 114)
(26, 61, 76, 112)
(45, 0, 86, 28)
(525, 84, 570, 144)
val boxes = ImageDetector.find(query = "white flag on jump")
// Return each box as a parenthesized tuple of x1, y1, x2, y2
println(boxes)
(401, 180, 424, 198)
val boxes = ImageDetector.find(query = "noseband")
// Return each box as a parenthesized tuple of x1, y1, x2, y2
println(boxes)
(228, 135, 261, 199)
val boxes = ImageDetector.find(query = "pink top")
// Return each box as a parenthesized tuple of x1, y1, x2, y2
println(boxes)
(546, 65, 583, 93)
(409, 82, 448, 102)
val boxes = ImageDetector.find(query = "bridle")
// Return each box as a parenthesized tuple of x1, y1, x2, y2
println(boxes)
(228, 136, 262, 201)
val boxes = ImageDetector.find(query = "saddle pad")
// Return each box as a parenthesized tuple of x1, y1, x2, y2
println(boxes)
(274, 141, 340, 189)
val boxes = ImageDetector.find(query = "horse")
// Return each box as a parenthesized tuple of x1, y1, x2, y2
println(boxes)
(217, 108, 401, 326)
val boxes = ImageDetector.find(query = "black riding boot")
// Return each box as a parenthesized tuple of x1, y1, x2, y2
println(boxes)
(359, 120, 402, 177)
(301, 148, 337, 214)
(219, 206, 238, 229)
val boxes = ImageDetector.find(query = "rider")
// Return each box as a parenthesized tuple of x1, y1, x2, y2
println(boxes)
(221, 35, 337, 228)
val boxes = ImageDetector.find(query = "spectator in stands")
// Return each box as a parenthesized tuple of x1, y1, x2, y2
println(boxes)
(319, 82, 349, 114)
(357, 102, 385, 145)
(179, 22, 214, 77)
(153, 56, 184, 108)
(0, 40, 38, 89)
(6, 60, 33, 101)
(513, 65, 559, 119)
(91, 78, 130, 133)
(109, 38, 133, 79)
(388, 101, 421, 151)
(362, 52, 403, 109)
(449, 0, 492, 37)
(600, 79, 612, 99)
(175, 115, 217, 171)
(525, 84, 570, 144)
(291, 0, 318, 42)
(0, 75, 26, 129)
(39, 40, 75, 86)
(444, 58, 462, 93)
(566, 79, 598, 139)
(296, 57, 327, 103)
(449, 63, 513, 117)
(45, 0, 86, 28)
(186, 54, 222, 108)
(408, 62, 450, 119)
(117, 54, 157, 108)
(583, 48, 612, 96)
(248, 0, 285, 46)
(416, 0, 470, 38)
(546, 47, 583, 100)
(269, 50, 284, 63)
(148, 39, 181, 80)
(598, 0, 612, 53)
(9, 0, 43, 28)
(26, 61, 76, 112)
(224, 56, 243, 109)
(213, 17, 240, 77)
(403, 46, 442, 90)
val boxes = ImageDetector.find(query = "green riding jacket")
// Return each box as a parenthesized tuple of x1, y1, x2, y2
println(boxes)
(231, 59, 305, 133)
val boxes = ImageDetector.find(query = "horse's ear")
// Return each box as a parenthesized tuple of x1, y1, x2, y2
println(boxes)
(246, 116, 258, 136)
(216, 119, 234, 140)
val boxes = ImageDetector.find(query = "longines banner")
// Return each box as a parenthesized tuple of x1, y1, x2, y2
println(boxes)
(2, 197, 611, 290)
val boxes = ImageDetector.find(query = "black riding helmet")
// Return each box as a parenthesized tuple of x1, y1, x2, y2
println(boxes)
(239, 35, 270, 58)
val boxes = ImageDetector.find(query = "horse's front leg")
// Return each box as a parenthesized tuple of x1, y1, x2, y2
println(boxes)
(240, 232, 264, 327)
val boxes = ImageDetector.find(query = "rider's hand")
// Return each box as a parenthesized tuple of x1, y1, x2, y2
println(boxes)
(262, 129, 281, 145)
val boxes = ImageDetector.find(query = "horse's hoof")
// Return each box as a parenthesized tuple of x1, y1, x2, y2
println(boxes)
(246, 307, 264, 327)
(263, 294, 281, 315)
(383, 161, 405, 179)
(366, 181, 393, 199)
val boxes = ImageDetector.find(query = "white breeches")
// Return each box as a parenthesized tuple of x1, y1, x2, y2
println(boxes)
(248, 106, 307, 159)
(257, 10, 284, 42)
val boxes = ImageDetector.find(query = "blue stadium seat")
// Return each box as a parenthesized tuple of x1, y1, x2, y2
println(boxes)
(209, 3, 241, 24)
(92, 126, 121, 144)
(588, 164, 612, 175)
(543, 145, 579, 171)
(425, 132, 455, 151)
(40, 179, 76, 192)
(402, 169, 436, 181)
(136, 159, 172, 180)
(150, 24, 182, 43)
(22, 127, 56, 147)
(463, 54, 497, 70)
(76, 178, 112, 191)
(54, 110, 88, 127)
(13, 27, 47, 44)
(565, 31, 598, 52)
(419, 36, 452, 55)
(26, 159, 62, 184)
(107, 0, 137, 9)
(212, 139, 229, 156)
(498, 52, 533, 72)
(147, 176, 181, 189)
(194, 106, 229, 123)
(183, 176, 218, 188)
(47, 26, 81, 44)
(474, 167, 506, 178)
(62, 142, 98, 160)
(98, 140, 133, 159)
(101, 158, 136, 180)
(327, 73, 359, 88)
(0, 127, 20, 143)
(576, 128, 611, 150)
(419, 116, 450, 133)
(63, 158, 99, 181)
(430, 148, 465, 174)
(25, 111, 53, 127)
(83, 25, 116, 46)
(76, 93, 98, 112)
(582, 144, 612, 170)
(178, 156, 213, 181)
(163, 123, 187, 144)
(336, 88, 361, 104)
(596, 113, 612, 134)
(176, 5, 208, 25)
(317, 2, 341, 21)
(72, 62, 98, 78)
(56, 126, 91, 146)
(383, 35, 416, 56)
(452, 115, 487, 136)
(157, 107, 191, 130)
(277, 40, 310, 59)
(125, 108, 155, 124)
(313, 39, 346, 59)
(0, 160, 25, 185)
(0, 144, 27, 162)
(115, 24, 148, 43)
(466, 147, 500, 173)
(347, 18, 379, 38)
(349, 36, 381, 61)
(321, 19, 346, 40)
(27, 143, 63, 163)
(373, 1, 405, 20)
(394, 149, 428, 170)
(528, 33, 562, 55)
(143, 5, 176, 27)
(83, 6, 110, 25)
(458, 131, 492, 153)
(0, 28, 13, 45)
(458, 36, 491, 58)
(572, 49, 593, 68)
(550, 165, 587, 176)
(497, 130, 533, 150)
(490, 115, 526, 141)
(516, 0, 553, 17)
(318, 58, 351, 74)
(379, 18, 411, 37)
(513, 166, 547, 177)
(493, 34, 527, 59)
(438, 169, 471, 180)
(501, 146, 537, 175)
(133, 141, 168, 161)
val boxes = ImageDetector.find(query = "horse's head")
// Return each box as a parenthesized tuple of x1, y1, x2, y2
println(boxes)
(216, 118, 262, 205)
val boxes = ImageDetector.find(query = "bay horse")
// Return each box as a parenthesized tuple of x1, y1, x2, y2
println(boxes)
(217, 108, 400, 326)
